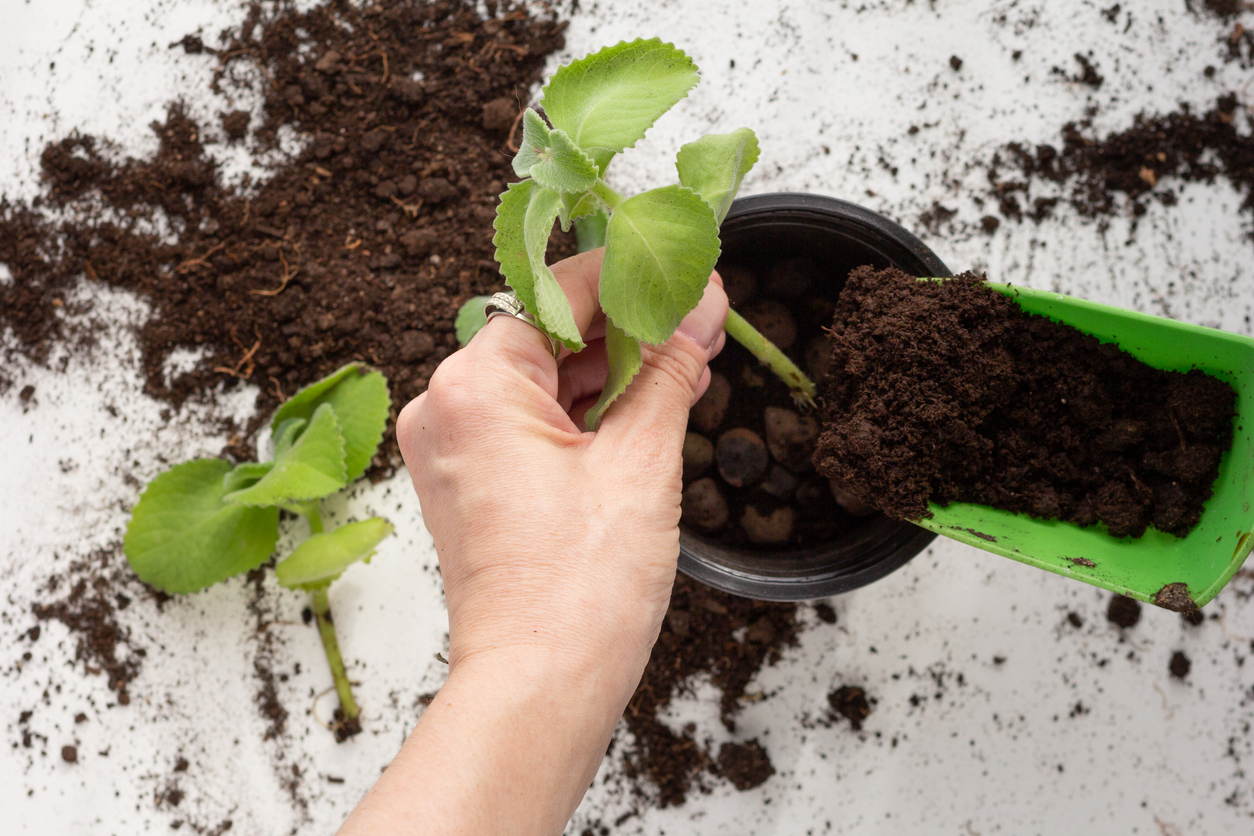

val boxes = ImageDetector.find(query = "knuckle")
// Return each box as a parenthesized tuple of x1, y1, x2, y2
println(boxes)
(643, 341, 705, 394)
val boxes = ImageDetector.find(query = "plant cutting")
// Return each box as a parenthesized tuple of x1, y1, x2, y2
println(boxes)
(123, 363, 392, 739)
(457, 38, 816, 427)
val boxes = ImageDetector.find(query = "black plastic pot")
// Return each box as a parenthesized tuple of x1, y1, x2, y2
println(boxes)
(677, 193, 950, 602)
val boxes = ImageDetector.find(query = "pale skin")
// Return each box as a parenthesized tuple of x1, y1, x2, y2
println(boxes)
(338, 249, 729, 836)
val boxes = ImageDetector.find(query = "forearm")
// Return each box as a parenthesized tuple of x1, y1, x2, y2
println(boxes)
(338, 650, 635, 836)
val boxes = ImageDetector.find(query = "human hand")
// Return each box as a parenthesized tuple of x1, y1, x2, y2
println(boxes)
(338, 250, 727, 836)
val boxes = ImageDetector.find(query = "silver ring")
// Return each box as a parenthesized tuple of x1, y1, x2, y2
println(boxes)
(483, 292, 561, 359)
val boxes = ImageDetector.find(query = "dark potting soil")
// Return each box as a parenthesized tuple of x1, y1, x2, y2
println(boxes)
(714, 739, 775, 791)
(827, 685, 872, 731)
(814, 267, 1237, 539)
(1170, 650, 1193, 678)
(987, 93, 1254, 236)
(682, 256, 862, 549)
(1107, 593, 1143, 628)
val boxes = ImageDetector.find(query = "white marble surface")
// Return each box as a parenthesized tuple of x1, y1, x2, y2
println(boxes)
(2, 1, 1253, 834)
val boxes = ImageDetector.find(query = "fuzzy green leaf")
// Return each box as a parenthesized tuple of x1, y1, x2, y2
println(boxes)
(599, 185, 720, 344)
(512, 109, 551, 177)
(675, 128, 760, 224)
(227, 403, 347, 506)
(574, 208, 608, 252)
(559, 192, 602, 233)
(271, 364, 390, 483)
(272, 418, 307, 459)
(493, 180, 585, 351)
(542, 39, 699, 169)
(276, 517, 394, 591)
(529, 128, 600, 194)
(124, 459, 280, 594)
(584, 320, 643, 430)
(455, 295, 493, 347)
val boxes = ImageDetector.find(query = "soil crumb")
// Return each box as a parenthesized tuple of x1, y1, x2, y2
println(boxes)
(827, 685, 872, 731)
(1107, 594, 1143, 628)
(814, 267, 1236, 539)
(714, 740, 775, 790)
(1170, 650, 1192, 678)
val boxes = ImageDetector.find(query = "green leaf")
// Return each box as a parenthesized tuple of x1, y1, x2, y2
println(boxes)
(542, 39, 699, 166)
(493, 180, 585, 352)
(559, 192, 602, 233)
(271, 364, 391, 483)
(675, 128, 760, 225)
(227, 403, 347, 506)
(223, 461, 274, 493)
(456, 295, 493, 347)
(584, 320, 643, 430)
(512, 109, 551, 177)
(511, 109, 599, 193)
(599, 185, 720, 344)
(276, 517, 394, 591)
(124, 459, 280, 594)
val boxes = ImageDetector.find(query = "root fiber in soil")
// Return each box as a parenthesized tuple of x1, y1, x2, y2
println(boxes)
(814, 267, 1237, 539)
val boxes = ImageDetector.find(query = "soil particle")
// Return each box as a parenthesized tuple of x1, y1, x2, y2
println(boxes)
(813, 602, 837, 624)
(1067, 612, 1084, 628)
(949, 55, 964, 71)
(1170, 650, 1192, 678)
(814, 267, 1236, 538)
(1107, 594, 1142, 628)
(1154, 582, 1201, 615)
(828, 685, 872, 731)
(61, 745, 78, 763)
(714, 740, 775, 790)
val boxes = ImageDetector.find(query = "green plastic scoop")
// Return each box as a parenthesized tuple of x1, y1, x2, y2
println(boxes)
(911, 283, 1254, 612)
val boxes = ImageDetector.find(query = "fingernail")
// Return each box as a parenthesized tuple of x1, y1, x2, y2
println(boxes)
(675, 281, 728, 353)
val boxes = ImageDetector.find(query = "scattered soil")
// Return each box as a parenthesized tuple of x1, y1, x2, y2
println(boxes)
(61, 745, 78, 763)
(29, 549, 149, 703)
(814, 267, 1236, 539)
(1107, 593, 1143, 628)
(622, 576, 799, 807)
(1170, 650, 1193, 678)
(987, 93, 1254, 236)
(827, 685, 872, 731)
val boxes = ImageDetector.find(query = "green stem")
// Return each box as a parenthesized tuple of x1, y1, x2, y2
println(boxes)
(724, 309, 818, 407)
(591, 179, 624, 210)
(305, 507, 324, 534)
(312, 585, 360, 727)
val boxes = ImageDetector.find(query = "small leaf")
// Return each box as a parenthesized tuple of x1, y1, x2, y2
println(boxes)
(542, 39, 699, 164)
(675, 128, 760, 224)
(599, 185, 720, 345)
(584, 320, 643, 430)
(223, 461, 274, 493)
(528, 128, 600, 194)
(456, 295, 494, 347)
(559, 192, 602, 232)
(493, 180, 585, 351)
(512, 109, 551, 177)
(272, 364, 390, 483)
(124, 459, 280, 594)
(227, 403, 348, 506)
(276, 517, 395, 591)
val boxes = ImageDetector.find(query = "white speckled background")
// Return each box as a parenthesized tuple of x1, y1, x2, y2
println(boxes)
(2, 1, 1253, 834)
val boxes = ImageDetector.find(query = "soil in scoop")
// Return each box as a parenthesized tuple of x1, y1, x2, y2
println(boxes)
(814, 267, 1236, 539)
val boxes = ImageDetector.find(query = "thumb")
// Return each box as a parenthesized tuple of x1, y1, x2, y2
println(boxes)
(593, 278, 728, 458)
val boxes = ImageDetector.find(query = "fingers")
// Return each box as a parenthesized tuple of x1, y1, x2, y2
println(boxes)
(465, 249, 607, 400)
(593, 277, 729, 460)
